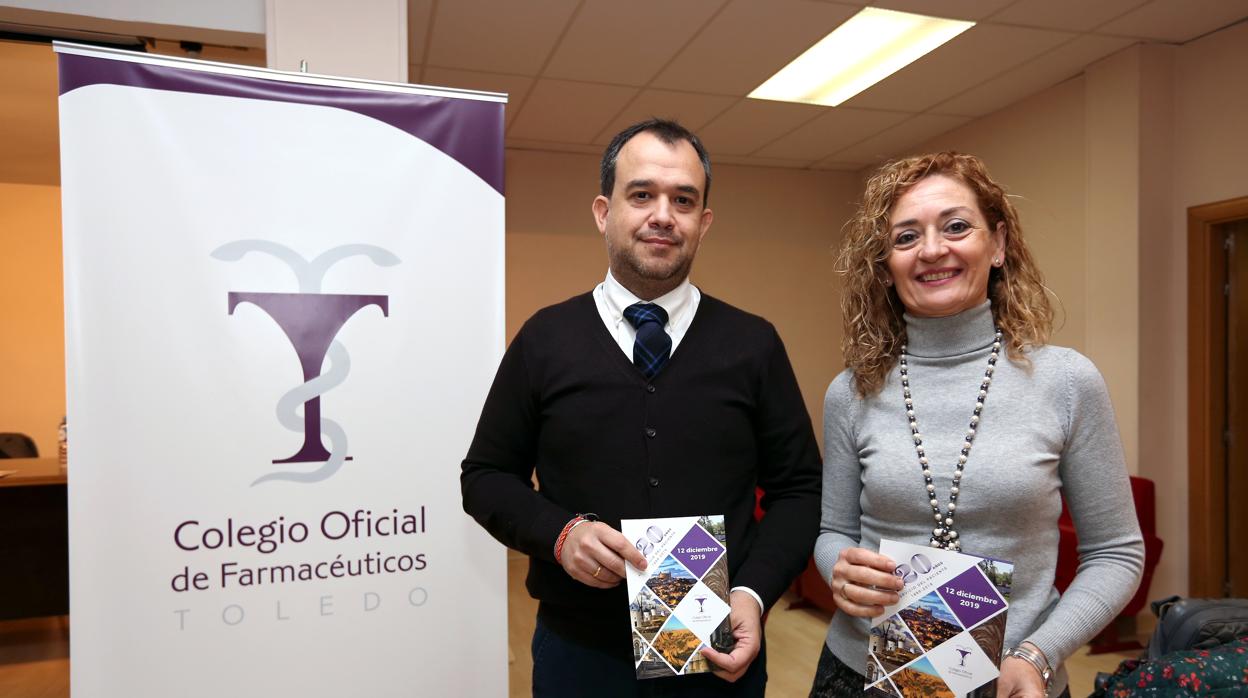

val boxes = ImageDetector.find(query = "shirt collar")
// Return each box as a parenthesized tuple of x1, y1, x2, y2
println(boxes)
(602, 270, 693, 328)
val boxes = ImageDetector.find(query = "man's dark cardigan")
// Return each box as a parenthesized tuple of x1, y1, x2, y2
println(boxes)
(461, 292, 821, 652)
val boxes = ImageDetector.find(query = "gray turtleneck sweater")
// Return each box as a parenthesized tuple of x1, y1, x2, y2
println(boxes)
(814, 302, 1144, 694)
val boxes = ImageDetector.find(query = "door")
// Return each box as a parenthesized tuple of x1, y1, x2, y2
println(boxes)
(1227, 220, 1248, 597)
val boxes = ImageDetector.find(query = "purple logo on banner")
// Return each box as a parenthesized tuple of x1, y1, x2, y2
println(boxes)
(938, 567, 1006, 628)
(214, 241, 399, 486)
(672, 524, 723, 578)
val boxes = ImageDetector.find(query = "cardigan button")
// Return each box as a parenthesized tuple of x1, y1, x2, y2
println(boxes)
(646, 384, 656, 393)
(645, 427, 657, 438)
(648, 477, 660, 487)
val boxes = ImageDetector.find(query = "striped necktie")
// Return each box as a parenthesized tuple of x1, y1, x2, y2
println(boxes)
(622, 303, 671, 379)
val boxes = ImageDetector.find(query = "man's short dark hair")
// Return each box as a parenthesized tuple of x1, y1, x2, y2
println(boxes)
(600, 118, 713, 206)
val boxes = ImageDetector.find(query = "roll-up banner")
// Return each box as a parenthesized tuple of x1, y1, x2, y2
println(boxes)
(56, 43, 507, 697)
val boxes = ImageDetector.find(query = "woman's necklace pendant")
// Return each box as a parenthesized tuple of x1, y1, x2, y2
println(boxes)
(900, 329, 1002, 552)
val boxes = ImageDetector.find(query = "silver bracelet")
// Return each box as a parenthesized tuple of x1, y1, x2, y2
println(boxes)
(1004, 644, 1052, 693)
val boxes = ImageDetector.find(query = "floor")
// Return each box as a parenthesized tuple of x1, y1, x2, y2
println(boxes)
(0, 556, 1144, 697)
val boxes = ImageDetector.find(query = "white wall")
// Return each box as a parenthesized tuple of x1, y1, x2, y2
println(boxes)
(0, 0, 264, 33)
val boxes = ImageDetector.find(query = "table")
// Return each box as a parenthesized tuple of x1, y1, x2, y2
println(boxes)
(0, 458, 68, 620)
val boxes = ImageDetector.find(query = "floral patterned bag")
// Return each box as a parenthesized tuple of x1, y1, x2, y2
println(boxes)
(1090, 635, 1248, 697)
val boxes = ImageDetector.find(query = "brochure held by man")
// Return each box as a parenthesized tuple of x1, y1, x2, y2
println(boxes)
(622, 514, 734, 679)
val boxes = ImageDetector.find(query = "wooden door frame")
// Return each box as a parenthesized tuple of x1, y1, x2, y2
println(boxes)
(1188, 196, 1248, 597)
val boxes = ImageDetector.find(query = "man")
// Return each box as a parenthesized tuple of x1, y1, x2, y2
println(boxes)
(461, 119, 820, 697)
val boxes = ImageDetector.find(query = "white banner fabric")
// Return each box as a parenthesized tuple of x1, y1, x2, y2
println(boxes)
(58, 46, 507, 697)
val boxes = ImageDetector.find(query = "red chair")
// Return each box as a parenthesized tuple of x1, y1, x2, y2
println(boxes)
(1055, 475, 1163, 653)
(790, 557, 840, 613)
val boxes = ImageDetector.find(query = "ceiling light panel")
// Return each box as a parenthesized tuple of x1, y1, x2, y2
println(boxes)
(749, 8, 974, 107)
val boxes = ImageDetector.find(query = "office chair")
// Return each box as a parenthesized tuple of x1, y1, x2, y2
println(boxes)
(0, 433, 38, 458)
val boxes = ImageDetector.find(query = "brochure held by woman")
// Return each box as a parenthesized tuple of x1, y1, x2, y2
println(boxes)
(865, 539, 1014, 697)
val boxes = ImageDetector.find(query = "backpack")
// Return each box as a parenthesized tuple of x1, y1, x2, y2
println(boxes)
(1148, 596, 1248, 659)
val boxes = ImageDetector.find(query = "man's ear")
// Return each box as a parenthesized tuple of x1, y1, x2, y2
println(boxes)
(697, 206, 713, 243)
(592, 195, 609, 235)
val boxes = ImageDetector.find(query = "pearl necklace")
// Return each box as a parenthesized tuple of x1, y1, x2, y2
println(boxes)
(899, 328, 1002, 551)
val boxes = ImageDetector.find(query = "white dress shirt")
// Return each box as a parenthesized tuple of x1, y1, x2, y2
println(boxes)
(591, 269, 765, 614)
(593, 270, 700, 358)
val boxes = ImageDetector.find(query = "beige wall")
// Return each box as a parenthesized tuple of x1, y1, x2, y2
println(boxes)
(910, 76, 1089, 353)
(888, 22, 1248, 601)
(8, 17, 1248, 606)
(1157, 18, 1248, 599)
(2, 148, 857, 462)
(505, 148, 862, 441)
(0, 183, 64, 456)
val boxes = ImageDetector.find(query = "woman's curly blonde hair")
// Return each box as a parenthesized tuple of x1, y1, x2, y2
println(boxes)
(838, 152, 1054, 396)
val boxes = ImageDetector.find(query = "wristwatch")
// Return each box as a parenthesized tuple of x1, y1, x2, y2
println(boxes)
(1004, 644, 1052, 693)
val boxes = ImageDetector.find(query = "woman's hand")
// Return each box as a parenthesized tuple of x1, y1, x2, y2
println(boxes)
(829, 547, 903, 617)
(996, 643, 1048, 698)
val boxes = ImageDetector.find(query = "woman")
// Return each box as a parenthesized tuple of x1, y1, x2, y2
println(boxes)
(810, 153, 1144, 698)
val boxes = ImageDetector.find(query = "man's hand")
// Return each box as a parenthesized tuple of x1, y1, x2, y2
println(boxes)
(700, 590, 762, 683)
(996, 644, 1047, 698)
(558, 521, 647, 588)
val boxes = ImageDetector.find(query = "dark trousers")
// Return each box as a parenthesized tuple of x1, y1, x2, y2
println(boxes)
(532, 617, 767, 698)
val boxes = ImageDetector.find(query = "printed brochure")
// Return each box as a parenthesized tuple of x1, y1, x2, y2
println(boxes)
(865, 539, 1014, 698)
(622, 514, 733, 679)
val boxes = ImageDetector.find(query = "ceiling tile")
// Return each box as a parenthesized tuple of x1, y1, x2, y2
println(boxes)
(426, 0, 579, 74)
(650, 0, 860, 96)
(989, 0, 1148, 32)
(421, 68, 534, 126)
(508, 79, 639, 143)
(407, 0, 434, 64)
(544, 0, 725, 85)
(695, 98, 825, 155)
(869, 0, 1015, 21)
(830, 113, 972, 164)
(841, 23, 1073, 111)
(753, 107, 911, 160)
(1097, 0, 1248, 42)
(592, 90, 738, 144)
(929, 34, 1133, 117)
